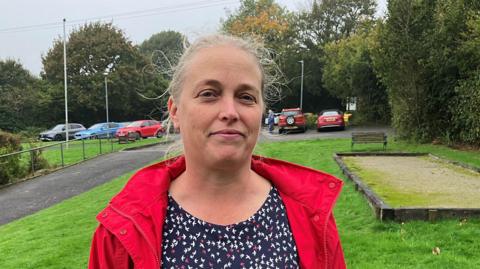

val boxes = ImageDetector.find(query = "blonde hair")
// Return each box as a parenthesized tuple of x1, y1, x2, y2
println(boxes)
(168, 34, 281, 104)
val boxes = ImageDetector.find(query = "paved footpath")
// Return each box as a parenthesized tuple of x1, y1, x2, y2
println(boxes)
(0, 143, 168, 226)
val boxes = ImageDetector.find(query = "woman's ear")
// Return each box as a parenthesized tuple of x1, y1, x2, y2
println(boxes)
(168, 97, 180, 129)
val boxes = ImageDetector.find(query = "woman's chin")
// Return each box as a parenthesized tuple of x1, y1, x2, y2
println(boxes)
(205, 149, 252, 166)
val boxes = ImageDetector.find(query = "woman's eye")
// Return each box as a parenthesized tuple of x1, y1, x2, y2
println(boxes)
(198, 90, 217, 99)
(239, 94, 257, 104)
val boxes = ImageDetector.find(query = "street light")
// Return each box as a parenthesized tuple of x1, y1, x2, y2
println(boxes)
(299, 60, 304, 110)
(103, 72, 110, 138)
(63, 18, 69, 147)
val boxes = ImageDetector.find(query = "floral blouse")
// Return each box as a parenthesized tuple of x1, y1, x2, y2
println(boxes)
(161, 186, 299, 268)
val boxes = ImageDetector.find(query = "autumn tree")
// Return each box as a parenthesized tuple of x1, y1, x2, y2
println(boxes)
(222, 0, 291, 46)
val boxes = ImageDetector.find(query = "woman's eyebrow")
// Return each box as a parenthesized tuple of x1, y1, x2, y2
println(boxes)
(237, 83, 260, 93)
(195, 79, 223, 89)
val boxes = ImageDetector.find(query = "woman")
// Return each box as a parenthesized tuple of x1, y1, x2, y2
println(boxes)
(89, 34, 346, 269)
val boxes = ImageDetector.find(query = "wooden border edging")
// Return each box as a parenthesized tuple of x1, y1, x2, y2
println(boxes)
(334, 152, 480, 222)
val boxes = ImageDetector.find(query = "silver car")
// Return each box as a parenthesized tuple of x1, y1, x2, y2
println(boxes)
(39, 123, 86, 141)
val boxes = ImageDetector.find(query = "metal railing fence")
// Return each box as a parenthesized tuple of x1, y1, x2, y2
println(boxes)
(0, 135, 117, 185)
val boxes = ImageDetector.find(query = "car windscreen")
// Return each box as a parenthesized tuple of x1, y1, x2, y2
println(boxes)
(88, 123, 104, 130)
(51, 125, 64, 131)
(322, 111, 340, 116)
(127, 121, 143, 127)
(282, 111, 299, 116)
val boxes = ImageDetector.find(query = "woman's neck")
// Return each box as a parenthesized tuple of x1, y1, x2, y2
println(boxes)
(168, 157, 271, 225)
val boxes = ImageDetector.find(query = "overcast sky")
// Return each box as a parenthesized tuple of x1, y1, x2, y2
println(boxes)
(0, 0, 387, 76)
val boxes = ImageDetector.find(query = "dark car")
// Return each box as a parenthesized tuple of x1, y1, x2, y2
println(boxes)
(317, 109, 345, 131)
(278, 108, 307, 134)
(39, 123, 86, 141)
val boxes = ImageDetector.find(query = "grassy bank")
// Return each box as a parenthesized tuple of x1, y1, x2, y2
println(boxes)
(6, 138, 166, 185)
(0, 138, 479, 268)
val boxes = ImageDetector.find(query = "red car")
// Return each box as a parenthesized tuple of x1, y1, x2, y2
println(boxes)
(115, 120, 164, 140)
(317, 109, 345, 131)
(278, 108, 307, 134)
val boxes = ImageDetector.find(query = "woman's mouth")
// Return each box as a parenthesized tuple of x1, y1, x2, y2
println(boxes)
(209, 129, 245, 138)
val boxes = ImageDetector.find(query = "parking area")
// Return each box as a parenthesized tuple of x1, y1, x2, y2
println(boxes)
(259, 125, 393, 142)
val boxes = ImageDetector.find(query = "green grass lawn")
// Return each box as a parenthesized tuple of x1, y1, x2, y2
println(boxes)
(0, 138, 479, 268)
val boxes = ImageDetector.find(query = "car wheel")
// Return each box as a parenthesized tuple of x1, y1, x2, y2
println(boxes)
(54, 134, 63, 141)
(135, 132, 141, 140)
(278, 129, 283, 134)
(155, 130, 163, 138)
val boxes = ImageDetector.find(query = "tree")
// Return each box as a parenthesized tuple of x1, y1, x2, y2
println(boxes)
(371, 0, 435, 140)
(372, 0, 480, 142)
(138, 31, 186, 76)
(222, 0, 291, 46)
(41, 22, 167, 126)
(296, 0, 376, 49)
(450, 12, 480, 145)
(322, 22, 390, 123)
(0, 60, 43, 131)
(281, 0, 377, 112)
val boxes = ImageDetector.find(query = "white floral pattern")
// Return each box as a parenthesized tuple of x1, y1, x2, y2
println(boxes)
(161, 187, 299, 268)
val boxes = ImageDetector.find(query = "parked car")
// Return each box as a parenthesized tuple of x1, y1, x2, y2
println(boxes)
(38, 123, 86, 141)
(115, 120, 164, 140)
(74, 122, 124, 139)
(317, 109, 345, 131)
(278, 108, 307, 134)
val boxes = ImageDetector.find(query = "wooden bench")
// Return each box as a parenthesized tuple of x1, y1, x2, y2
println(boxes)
(351, 131, 387, 150)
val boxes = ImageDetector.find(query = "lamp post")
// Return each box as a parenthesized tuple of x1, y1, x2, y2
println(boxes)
(103, 72, 110, 138)
(299, 60, 304, 110)
(63, 18, 69, 147)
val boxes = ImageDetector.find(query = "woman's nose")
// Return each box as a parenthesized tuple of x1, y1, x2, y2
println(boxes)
(218, 97, 239, 122)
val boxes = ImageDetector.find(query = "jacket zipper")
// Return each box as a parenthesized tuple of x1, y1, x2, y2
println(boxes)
(110, 205, 161, 268)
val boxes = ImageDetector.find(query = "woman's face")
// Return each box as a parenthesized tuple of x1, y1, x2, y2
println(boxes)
(169, 44, 263, 167)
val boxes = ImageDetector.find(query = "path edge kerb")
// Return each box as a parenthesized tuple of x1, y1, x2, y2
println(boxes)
(120, 139, 174, 151)
(0, 140, 173, 191)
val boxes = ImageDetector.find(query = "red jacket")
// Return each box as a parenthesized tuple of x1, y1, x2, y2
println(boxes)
(89, 155, 346, 269)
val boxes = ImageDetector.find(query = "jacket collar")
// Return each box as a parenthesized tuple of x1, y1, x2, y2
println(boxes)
(107, 155, 342, 218)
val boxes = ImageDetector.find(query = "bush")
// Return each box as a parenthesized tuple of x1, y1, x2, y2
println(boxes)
(17, 127, 45, 142)
(450, 73, 480, 146)
(0, 130, 24, 185)
(305, 113, 318, 130)
(27, 145, 50, 173)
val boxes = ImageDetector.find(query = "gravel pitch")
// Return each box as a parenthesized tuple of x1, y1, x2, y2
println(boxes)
(344, 155, 480, 208)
